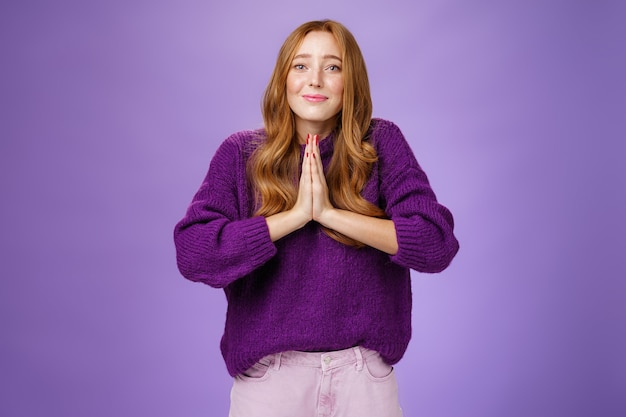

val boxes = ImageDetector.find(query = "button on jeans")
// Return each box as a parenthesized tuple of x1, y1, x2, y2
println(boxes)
(229, 346, 403, 417)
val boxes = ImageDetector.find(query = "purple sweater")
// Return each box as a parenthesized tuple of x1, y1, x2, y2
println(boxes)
(174, 119, 459, 376)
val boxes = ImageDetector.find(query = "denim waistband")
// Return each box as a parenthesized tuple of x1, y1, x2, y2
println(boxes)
(260, 346, 378, 372)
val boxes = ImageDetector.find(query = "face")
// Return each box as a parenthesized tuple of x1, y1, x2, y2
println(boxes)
(286, 31, 344, 137)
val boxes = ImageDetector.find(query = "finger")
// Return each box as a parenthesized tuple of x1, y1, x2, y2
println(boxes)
(310, 135, 319, 178)
(311, 150, 326, 196)
(302, 134, 311, 173)
(305, 133, 310, 157)
(306, 136, 317, 193)
(311, 135, 325, 179)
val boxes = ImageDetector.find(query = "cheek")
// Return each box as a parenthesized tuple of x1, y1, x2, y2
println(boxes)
(286, 80, 295, 95)
(286, 75, 303, 95)
(331, 78, 344, 96)
(285, 77, 299, 110)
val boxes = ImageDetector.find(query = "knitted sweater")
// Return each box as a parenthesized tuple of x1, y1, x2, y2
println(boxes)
(174, 118, 459, 377)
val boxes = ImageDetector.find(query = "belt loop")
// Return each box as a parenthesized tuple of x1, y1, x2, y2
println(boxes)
(353, 347, 363, 371)
(273, 352, 282, 371)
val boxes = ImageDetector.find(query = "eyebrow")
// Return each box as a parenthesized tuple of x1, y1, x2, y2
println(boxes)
(293, 53, 342, 62)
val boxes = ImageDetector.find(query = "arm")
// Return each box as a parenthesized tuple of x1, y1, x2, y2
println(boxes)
(305, 123, 458, 271)
(375, 121, 459, 272)
(174, 136, 277, 288)
(316, 209, 398, 255)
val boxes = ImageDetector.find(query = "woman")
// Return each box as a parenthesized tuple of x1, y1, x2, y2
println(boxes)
(174, 19, 459, 417)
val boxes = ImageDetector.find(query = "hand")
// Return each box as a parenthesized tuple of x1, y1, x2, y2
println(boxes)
(265, 133, 334, 242)
(308, 134, 334, 222)
(292, 133, 334, 223)
(291, 134, 314, 222)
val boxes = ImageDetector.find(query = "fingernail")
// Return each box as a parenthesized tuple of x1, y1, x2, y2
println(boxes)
(306, 152, 309, 158)
(315, 135, 319, 145)
(306, 134, 310, 145)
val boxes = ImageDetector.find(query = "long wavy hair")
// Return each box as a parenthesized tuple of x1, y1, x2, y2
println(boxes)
(248, 20, 386, 247)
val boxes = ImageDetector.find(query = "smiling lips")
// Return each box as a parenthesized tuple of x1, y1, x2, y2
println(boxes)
(302, 94, 328, 102)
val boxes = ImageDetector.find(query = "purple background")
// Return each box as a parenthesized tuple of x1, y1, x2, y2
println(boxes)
(1, 1, 625, 416)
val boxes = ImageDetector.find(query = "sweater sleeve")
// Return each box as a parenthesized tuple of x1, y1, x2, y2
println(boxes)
(173, 134, 277, 288)
(374, 120, 459, 273)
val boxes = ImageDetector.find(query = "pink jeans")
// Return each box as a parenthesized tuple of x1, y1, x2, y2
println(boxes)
(229, 346, 403, 417)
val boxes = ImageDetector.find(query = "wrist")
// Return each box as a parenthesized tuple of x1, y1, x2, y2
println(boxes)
(288, 207, 312, 230)
(265, 208, 311, 242)
(315, 207, 338, 228)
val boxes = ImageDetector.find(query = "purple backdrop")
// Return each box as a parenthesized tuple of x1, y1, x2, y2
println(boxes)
(1, 0, 625, 416)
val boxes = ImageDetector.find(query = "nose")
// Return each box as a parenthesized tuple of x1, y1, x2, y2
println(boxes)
(309, 69, 322, 87)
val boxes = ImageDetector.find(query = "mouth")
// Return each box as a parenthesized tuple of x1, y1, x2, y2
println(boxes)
(302, 94, 328, 102)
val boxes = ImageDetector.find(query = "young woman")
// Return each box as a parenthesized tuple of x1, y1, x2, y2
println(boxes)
(174, 19, 459, 417)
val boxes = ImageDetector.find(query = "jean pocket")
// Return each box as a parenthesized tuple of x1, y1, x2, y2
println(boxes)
(237, 358, 272, 382)
(364, 353, 395, 382)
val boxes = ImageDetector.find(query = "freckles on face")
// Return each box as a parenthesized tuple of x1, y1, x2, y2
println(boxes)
(286, 31, 344, 131)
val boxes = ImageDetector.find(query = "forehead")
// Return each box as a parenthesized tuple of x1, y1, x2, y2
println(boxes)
(294, 31, 341, 57)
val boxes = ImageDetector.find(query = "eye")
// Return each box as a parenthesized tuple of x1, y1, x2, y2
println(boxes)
(327, 65, 341, 71)
(293, 64, 306, 70)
